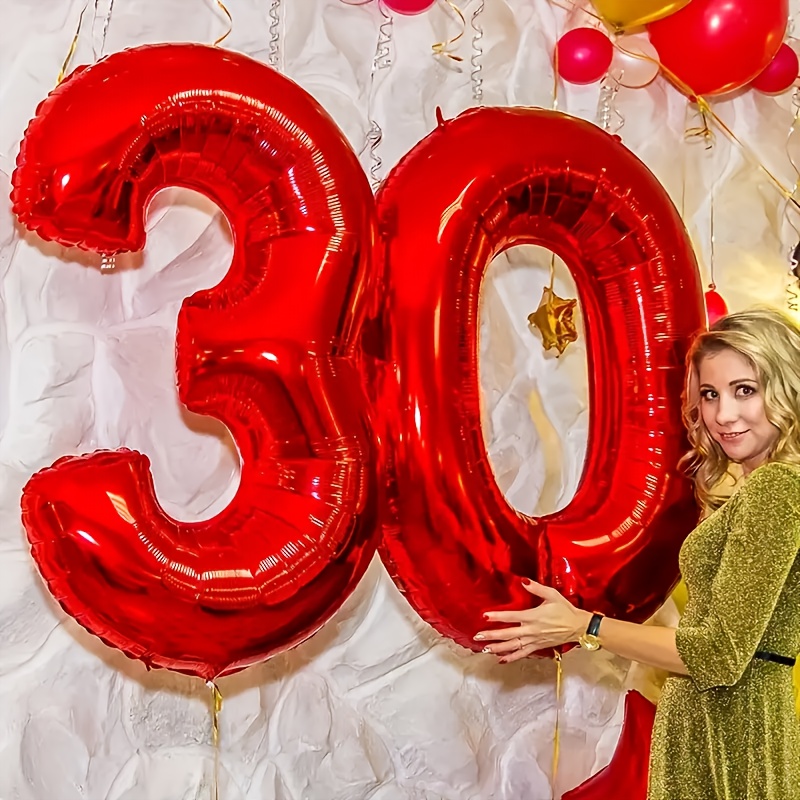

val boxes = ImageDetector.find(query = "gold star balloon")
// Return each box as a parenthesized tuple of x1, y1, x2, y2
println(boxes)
(528, 286, 578, 356)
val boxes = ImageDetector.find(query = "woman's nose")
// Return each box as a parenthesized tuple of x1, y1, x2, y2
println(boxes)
(716, 395, 739, 425)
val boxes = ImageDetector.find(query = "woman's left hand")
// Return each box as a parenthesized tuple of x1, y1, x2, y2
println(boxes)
(475, 579, 591, 663)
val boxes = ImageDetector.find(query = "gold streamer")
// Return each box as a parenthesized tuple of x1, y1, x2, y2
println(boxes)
(697, 99, 800, 214)
(470, 0, 485, 104)
(212, 0, 233, 47)
(549, 0, 604, 25)
(786, 90, 800, 317)
(551, 652, 563, 791)
(207, 681, 223, 800)
(432, 1, 465, 62)
(57, 1, 90, 84)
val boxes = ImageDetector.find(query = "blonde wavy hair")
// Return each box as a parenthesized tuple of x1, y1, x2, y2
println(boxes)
(681, 307, 800, 513)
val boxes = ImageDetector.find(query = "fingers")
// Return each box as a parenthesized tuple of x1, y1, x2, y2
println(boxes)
(482, 610, 531, 623)
(480, 637, 530, 655)
(520, 579, 553, 598)
(474, 625, 524, 643)
(499, 643, 539, 663)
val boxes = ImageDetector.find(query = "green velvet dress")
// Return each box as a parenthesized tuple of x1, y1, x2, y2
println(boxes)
(648, 462, 800, 799)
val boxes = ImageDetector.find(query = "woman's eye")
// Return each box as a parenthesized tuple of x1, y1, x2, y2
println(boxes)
(736, 385, 756, 397)
(700, 389, 717, 400)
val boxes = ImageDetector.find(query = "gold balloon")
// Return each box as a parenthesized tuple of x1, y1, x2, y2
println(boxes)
(591, 0, 692, 31)
(528, 287, 578, 356)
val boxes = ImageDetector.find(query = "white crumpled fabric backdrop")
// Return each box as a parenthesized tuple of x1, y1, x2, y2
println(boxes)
(0, 0, 798, 798)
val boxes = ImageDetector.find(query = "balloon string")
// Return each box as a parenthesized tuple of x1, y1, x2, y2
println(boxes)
(267, 0, 283, 69)
(551, 651, 563, 791)
(470, 0, 485, 104)
(596, 76, 623, 134)
(709, 187, 717, 290)
(696, 98, 800, 215)
(207, 680, 223, 800)
(91, 0, 116, 60)
(360, 1, 394, 190)
(432, 1, 466, 62)
(784, 87, 800, 315)
(99, 0, 115, 56)
(57, 1, 90, 84)
(212, 0, 233, 47)
(548, 0, 603, 26)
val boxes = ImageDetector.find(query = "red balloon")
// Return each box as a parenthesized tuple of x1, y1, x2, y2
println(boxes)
(704, 288, 729, 326)
(11, 44, 379, 680)
(562, 691, 657, 800)
(648, 0, 789, 97)
(375, 107, 703, 653)
(752, 42, 799, 94)
(556, 28, 614, 85)
(383, 0, 436, 14)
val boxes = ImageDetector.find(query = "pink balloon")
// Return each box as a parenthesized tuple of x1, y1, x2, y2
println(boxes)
(751, 42, 799, 93)
(556, 28, 613, 85)
(383, 0, 436, 14)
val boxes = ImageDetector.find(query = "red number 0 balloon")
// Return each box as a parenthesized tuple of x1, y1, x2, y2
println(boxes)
(375, 108, 704, 650)
(11, 44, 379, 680)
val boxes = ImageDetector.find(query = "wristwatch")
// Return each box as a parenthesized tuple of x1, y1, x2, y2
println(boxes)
(578, 613, 604, 651)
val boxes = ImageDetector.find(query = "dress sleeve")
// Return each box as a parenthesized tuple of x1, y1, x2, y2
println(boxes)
(675, 462, 800, 691)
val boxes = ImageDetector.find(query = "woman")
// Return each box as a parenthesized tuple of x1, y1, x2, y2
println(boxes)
(474, 308, 800, 800)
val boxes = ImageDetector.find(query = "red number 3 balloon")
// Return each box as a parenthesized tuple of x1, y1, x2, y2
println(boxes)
(11, 44, 379, 680)
(375, 108, 704, 650)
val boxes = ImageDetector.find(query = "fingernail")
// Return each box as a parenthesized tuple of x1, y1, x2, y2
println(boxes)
(522, 578, 533, 585)
(482, 613, 490, 620)
(481, 647, 492, 654)
(474, 633, 485, 640)
(498, 658, 507, 664)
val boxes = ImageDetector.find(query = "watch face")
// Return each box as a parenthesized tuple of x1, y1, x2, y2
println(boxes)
(580, 635, 601, 651)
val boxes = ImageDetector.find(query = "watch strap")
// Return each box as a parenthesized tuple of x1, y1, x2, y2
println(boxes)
(586, 613, 604, 638)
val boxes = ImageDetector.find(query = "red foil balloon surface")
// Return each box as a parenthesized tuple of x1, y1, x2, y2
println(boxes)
(375, 107, 703, 652)
(648, 0, 789, 97)
(562, 690, 657, 800)
(11, 44, 379, 680)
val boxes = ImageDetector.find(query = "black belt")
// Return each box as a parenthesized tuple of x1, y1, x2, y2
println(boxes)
(754, 650, 796, 667)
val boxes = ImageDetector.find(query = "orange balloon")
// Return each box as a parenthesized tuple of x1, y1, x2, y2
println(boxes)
(592, 0, 691, 30)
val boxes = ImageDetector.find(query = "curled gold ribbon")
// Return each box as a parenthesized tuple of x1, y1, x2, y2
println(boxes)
(432, 1, 466, 62)
(212, 0, 233, 47)
(207, 681, 223, 800)
(470, 0, 485, 104)
(57, 1, 90, 84)
(551, 652, 563, 790)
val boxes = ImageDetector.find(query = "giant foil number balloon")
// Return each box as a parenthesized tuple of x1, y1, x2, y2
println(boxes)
(11, 44, 379, 680)
(376, 108, 703, 651)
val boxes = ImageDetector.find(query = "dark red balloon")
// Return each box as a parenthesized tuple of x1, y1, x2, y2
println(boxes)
(648, 0, 789, 97)
(12, 44, 379, 680)
(374, 107, 703, 654)
(751, 42, 799, 94)
(562, 690, 657, 800)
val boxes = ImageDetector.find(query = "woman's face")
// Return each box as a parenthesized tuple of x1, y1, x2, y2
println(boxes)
(698, 347, 780, 475)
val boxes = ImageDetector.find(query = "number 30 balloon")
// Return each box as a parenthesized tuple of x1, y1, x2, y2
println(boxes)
(12, 44, 379, 680)
(11, 44, 704, 678)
